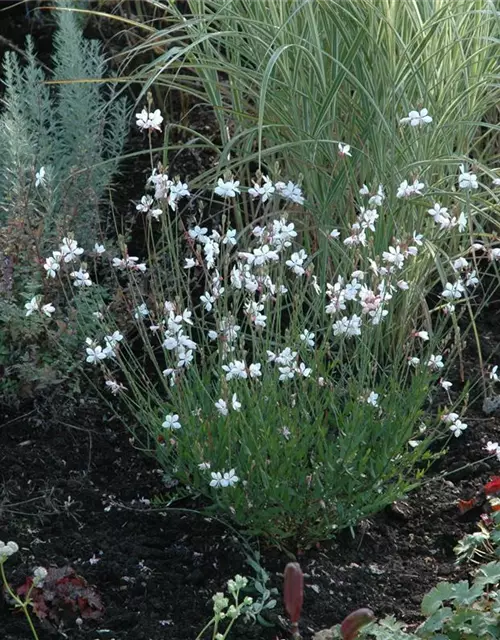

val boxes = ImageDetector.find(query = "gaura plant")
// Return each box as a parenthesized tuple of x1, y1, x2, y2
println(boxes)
(25, 102, 500, 545)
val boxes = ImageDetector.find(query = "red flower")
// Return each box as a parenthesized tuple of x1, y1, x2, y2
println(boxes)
(484, 477, 500, 496)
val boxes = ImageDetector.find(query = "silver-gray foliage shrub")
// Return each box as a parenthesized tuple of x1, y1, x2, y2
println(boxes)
(0, 3, 128, 243)
(0, 3, 128, 403)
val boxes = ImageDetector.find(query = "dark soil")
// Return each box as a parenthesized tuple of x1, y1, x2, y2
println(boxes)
(2, 3, 500, 640)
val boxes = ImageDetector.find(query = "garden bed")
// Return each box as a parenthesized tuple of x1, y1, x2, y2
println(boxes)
(2, 2, 500, 639)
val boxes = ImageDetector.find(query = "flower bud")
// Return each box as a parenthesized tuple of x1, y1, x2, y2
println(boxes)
(33, 566, 48, 587)
(284, 562, 304, 631)
(340, 608, 375, 640)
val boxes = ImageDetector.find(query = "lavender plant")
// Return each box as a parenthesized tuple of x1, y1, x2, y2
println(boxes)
(0, 0, 128, 403)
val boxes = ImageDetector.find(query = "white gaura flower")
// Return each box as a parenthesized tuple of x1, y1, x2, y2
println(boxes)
(188, 225, 208, 242)
(35, 166, 46, 188)
(442, 281, 465, 300)
(25, 296, 39, 316)
(209, 472, 224, 488)
(453, 257, 468, 271)
(274, 180, 305, 205)
(428, 202, 448, 222)
(168, 180, 190, 210)
(70, 269, 92, 287)
(85, 344, 108, 365)
(249, 363, 262, 378)
(150, 208, 163, 221)
(222, 469, 239, 486)
(209, 469, 239, 488)
(450, 418, 468, 437)
(413, 231, 424, 246)
(273, 347, 297, 366)
(366, 391, 379, 406)
(457, 212, 468, 232)
(486, 442, 500, 461)
(162, 413, 181, 430)
(408, 356, 420, 367)
(60, 238, 84, 262)
(300, 329, 315, 348)
(396, 179, 425, 198)
(286, 249, 307, 276)
(105, 379, 127, 395)
(200, 292, 215, 312)
(440, 379, 453, 391)
(222, 229, 237, 246)
(458, 165, 478, 190)
(278, 366, 295, 381)
(490, 365, 499, 382)
(215, 399, 229, 416)
(369, 184, 385, 207)
(215, 178, 240, 198)
(333, 315, 362, 337)
(359, 207, 379, 231)
(41, 303, 55, 317)
(222, 360, 247, 380)
(383, 246, 405, 269)
(177, 348, 193, 368)
(400, 108, 432, 127)
(248, 175, 275, 202)
(184, 258, 196, 269)
(231, 393, 241, 411)
(329, 229, 340, 239)
(198, 462, 211, 471)
(343, 223, 367, 247)
(413, 330, 429, 341)
(338, 143, 351, 157)
(296, 362, 312, 378)
(134, 303, 149, 318)
(135, 108, 150, 131)
(136, 107, 163, 132)
(427, 354, 444, 370)
(94, 243, 106, 254)
(104, 331, 123, 351)
(136, 195, 153, 213)
(44, 254, 61, 278)
(465, 271, 479, 288)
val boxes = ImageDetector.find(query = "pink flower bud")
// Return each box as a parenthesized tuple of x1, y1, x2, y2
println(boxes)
(340, 608, 375, 640)
(284, 562, 304, 631)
